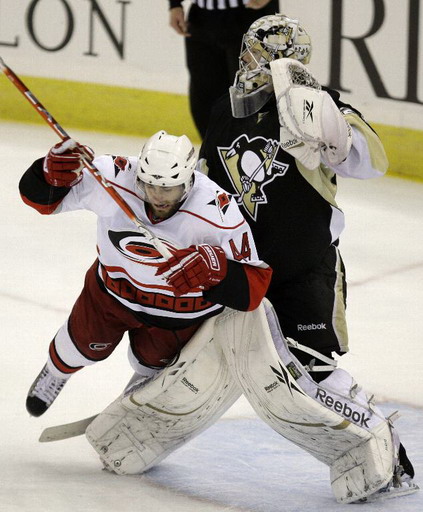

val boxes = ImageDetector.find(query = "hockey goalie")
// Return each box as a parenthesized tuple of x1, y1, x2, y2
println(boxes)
(86, 299, 418, 504)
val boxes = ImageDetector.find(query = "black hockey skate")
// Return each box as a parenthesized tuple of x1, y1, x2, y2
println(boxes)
(26, 364, 68, 417)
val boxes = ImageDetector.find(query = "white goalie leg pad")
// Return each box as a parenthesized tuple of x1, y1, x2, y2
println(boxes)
(215, 299, 397, 503)
(85, 316, 241, 475)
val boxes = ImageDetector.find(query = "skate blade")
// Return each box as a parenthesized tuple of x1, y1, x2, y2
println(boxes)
(354, 481, 419, 504)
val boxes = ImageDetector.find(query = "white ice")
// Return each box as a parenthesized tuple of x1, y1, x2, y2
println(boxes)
(0, 122, 422, 511)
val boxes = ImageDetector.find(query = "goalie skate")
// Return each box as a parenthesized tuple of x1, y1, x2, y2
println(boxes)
(353, 442, 419, 503)
(355, 478, 418, 503)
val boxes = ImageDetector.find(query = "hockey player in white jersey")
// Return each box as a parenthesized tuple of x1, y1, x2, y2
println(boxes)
(19, 130, 272, 417)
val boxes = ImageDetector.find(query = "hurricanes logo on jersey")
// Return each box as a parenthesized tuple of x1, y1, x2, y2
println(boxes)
(218, 134, 289, 220)
(207, 191, 232, 222)
(112, 156, 130, 177)
(108, 230, 175, 266)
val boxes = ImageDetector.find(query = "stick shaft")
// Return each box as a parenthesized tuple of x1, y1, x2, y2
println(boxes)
(0, 57, 171, 259)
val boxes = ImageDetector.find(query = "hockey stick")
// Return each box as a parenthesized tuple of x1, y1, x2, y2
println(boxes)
(0, 57, 172, 259)
(236, 142, 275, 204)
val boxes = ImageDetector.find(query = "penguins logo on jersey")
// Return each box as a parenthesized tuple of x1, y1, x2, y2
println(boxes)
(108, 230, 174, 266)
(218, 135, 289, 220)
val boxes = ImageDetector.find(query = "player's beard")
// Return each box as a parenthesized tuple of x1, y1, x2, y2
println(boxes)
(148, 201, 180, 220)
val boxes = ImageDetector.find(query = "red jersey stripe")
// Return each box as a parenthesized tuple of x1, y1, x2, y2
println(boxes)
(178, 209, 246, 230)
(49, 340, 83, 374)
(100, 262, 202, 293)
(20, 194, 62, 215)
(244, 265, 273, 311)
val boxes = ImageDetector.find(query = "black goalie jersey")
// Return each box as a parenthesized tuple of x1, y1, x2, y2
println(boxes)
(200, 89, 388, 306)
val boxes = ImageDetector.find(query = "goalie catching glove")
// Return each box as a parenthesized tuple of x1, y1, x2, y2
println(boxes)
(43, 138, 94, 187)
(156, 244, 227, 297)
(270, 59, 352, 170)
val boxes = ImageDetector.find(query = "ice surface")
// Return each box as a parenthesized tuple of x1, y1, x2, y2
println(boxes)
(0, 122, 422, 511)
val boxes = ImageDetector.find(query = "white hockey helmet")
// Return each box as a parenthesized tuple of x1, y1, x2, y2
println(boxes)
(230, 14, 312, 118)
(135, 130, 196, 203)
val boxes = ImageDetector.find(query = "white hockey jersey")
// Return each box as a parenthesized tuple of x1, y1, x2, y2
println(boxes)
(43, 154, 268, 324)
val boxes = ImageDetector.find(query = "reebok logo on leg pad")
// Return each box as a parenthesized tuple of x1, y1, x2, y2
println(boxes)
(315, 388, 371, 428)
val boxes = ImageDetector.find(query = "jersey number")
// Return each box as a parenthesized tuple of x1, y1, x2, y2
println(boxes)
(229, 232, 251, 261)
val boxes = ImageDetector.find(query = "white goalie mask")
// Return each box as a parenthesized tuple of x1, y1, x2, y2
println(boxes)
(135, 130, 196, 204)
(230, 14, 312, 118)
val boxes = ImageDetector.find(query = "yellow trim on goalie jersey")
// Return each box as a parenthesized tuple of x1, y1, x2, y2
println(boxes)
(1, 75, 422, 181)
(344, 112, 389, 175)
(296, 161, 339, 208)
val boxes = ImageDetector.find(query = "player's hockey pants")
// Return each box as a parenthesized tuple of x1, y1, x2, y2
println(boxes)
(47, 261, 201, 376)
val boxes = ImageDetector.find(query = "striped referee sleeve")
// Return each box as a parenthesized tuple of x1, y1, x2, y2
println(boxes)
(170, 0, 248, 9)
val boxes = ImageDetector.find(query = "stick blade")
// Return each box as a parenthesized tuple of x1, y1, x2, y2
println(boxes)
(39, 414, 98, 442)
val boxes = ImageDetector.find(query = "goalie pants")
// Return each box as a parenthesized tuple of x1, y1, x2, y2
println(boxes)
(268, 244, 348, 363)
(48, 261, 201, 376)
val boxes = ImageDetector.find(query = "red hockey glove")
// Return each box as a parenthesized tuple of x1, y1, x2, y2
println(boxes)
(43, 139, 94, 187)
(156, 244, 227, 297)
